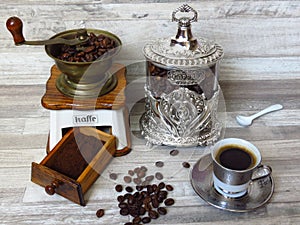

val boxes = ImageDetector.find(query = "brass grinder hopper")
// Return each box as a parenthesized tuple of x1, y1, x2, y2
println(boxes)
(6, 17, 122, 98)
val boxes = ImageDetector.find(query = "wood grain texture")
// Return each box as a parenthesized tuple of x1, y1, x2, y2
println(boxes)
(41, 64, 126, 110)
(0, 1, 299, 225)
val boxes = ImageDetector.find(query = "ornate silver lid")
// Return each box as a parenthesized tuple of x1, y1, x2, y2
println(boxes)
(143, 4, 224, 67)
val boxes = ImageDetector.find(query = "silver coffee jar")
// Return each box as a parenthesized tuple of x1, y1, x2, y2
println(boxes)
(140, 4, 224, 147)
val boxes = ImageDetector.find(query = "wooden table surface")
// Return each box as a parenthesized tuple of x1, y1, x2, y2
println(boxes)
(0, 1, 299, 224)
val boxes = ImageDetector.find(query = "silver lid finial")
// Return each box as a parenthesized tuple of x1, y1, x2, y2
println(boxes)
(171, 4, 198, 50)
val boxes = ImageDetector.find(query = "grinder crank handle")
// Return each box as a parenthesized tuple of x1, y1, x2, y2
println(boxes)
(6, 16, 26, 45)
(6, 16, 89, 46)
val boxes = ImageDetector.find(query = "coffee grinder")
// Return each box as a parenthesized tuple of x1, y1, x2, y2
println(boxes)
(7, 17, 131, 156)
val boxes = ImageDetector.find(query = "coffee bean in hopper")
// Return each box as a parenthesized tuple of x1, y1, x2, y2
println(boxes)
(57, 32, 118, 62)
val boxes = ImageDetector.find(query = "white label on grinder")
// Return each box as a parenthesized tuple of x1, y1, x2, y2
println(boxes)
(73, 114, 98, 125)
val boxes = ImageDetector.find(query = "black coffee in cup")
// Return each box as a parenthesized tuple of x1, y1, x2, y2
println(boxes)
(211, 138, 271, 198)
(216, 145, 257, 170)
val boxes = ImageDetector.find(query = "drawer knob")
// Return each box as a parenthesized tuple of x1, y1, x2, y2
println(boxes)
(45, 181, 59, 195)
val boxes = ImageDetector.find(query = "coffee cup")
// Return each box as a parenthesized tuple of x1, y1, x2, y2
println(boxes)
(211, 138, 272, 198)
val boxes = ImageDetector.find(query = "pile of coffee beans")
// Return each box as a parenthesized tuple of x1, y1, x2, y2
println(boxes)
(57, 32, 119, 62)
(116, 182, 174, 224)
(96, 149, 192, 223)
(105, 164, 175, 224)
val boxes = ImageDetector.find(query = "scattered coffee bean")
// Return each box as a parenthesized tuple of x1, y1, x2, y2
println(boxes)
(155, 172, 164, 180)
(142, 216, 151, 224)
(144, 201, 152, 212)
(124, 176, 132, 183)
(141, 166, 148, 172)
(158, 182, 165, 189)
(157, 207, 167, 215)
(120, 207, 129, 216)
(96, 208, 105, 218)
(152, 184, 158, 191)
(166, 184, 174, 191)
(128, 170, 134, 176)
(170, 149, 179, 156)
(155, 161, 164, 167)
(139, 207, 146, 216)
(152, 197, 160, 208)
(134, 167, 140, 174)
(158, 190, 168, 200)
(149, 210, 159, 219)
(164, 198, 175, 206)
(109, 173, 118, 180)
(115, 184, 123, 192)
(133, 177, 142, 185)
(125, 186, 134, 193)
(133, 216, 142, 224)
(137, 170, 146, 178)
(118, 202, 128, 209)
(147, 185, 154, 194)
(117, 195, 124, 202)
(145, 175, 154, 182)
(182, 162, 191, 168)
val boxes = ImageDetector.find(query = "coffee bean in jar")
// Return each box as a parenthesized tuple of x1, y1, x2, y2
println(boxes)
(57, 32, 118, 62)
(147, 62, 208, 99)
(147, 62, 177, 98)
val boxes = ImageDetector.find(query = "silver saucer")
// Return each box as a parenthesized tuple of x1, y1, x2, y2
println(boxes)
(190, 154, 274, 212)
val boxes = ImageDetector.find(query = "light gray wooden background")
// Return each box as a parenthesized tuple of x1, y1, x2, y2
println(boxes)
(0, 1, 300, 224)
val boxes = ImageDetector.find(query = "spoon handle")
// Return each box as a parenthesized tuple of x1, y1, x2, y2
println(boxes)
(251, 104, 283, 120)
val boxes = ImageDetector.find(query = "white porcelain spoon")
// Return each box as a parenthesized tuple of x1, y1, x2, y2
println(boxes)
(236, 104, 283, 127)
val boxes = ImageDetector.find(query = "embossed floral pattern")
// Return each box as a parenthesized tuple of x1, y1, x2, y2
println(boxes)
(158, 88, 207, 137)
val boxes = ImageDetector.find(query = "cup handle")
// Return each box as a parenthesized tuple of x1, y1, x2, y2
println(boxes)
(251, 164, 272, 182)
